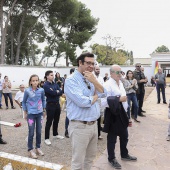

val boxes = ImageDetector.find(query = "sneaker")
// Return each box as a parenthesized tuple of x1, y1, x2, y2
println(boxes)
(11, 106, 16, 109)
(6, 107, 8, 110)
(98, 136, 103, 140)
(28, 150, 38, 159)
(163, 102, 167, 104)
(121, 154, 137, 161)
(166, 136, 170, 141)
(108, 159, 121, 169)
(44, 139, 51, 145)
(53, 135, 64, 139)
(36, 148, 44, 156)
(0, 107, 3, 109)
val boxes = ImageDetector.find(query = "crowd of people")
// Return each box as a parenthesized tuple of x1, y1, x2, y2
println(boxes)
(0, 52, 168, 170)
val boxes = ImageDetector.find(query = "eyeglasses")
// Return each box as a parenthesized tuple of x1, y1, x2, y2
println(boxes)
(84, 61, 95, 66)
(136, 66, 141, 67)
(84, 80, 91, 90)
(111, 70, 123, 75)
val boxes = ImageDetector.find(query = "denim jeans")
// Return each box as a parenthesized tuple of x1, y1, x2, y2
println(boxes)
(127, 93, 139, 119)
(27, 113, 43, 151)
(0, 90, 2, 107)
(3, 93, 14, 107)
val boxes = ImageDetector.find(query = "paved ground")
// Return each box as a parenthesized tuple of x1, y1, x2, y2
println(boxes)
(1, 87, 166, 170)
(92, 87, 170, 170)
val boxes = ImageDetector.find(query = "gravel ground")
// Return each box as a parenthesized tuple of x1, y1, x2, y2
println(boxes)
(0, 87, 154, 169)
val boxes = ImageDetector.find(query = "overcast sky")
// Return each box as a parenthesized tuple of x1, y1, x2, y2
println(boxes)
(79, 0, 170, 58)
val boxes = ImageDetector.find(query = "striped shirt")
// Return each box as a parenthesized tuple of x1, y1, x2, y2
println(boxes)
(64, 70, 107, 121)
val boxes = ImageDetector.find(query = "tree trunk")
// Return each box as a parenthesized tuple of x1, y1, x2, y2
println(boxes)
(0, 0, 17, 64)
(29, 34, 36, 66)
(15, 3, 28, 65)
(11, 16, 14, 64)
(66, 55, 69, 66)
(0, 0, 4, 64)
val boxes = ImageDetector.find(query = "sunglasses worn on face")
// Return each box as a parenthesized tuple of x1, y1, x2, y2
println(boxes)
(111, 71, 123, 75)
(84, 61, 95, 66)
(136, 66, 141, 67)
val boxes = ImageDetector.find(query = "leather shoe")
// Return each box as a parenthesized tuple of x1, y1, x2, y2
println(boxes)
(141, 110, 146, 113)
(163, 102, 167, 104)
(157, 102, 160, 104)
(108, 159, 121, 169)
(0, 139, 7, 144)
(65, 130, 69, 138)
(138, 113, 146, 117)
(121, 154, 137, 161)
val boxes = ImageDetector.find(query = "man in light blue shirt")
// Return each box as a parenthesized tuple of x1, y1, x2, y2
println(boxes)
(64, 52, 107, 170)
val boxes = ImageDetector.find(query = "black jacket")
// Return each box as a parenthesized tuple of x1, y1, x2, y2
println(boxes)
(103, 96, 129, 134)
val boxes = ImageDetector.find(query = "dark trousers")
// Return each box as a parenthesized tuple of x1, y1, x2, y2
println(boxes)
(3, 93, 14, 107)
(45, 103, 61, 139)
(156, 84, 166, 102)
(65, 116, 69, 131)
(0, 127, 2, 139)
(97, 116, 102, 137)
(107, 129, 128, 160)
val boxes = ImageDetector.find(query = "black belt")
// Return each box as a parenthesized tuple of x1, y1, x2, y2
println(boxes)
(71, 120, 96, 125)
(47, 102, 58, 105)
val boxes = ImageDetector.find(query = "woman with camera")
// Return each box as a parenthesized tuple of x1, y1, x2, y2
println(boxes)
(123, 70, 140, 125)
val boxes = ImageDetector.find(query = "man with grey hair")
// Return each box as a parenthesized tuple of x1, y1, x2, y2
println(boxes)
(133, 63, 147, 117)
(102, 64, 137, 169)
(155, 68, 167, 104)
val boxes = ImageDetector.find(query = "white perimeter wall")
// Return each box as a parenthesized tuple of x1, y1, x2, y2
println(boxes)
(0, 65, 154, 89)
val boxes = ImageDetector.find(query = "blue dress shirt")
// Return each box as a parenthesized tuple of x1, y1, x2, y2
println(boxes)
(64, 70, 107, 121)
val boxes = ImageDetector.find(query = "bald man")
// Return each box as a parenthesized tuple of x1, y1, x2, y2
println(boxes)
(102, 65, 137, 169)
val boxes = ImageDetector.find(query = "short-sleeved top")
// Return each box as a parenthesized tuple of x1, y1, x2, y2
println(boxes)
(2, 81, 12, 93)
(155, 73, 166, 85)
(14, 90, 25, 102)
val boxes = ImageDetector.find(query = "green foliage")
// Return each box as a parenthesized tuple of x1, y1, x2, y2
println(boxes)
(91, 44, 133, 65)
(155, 45, 170, 52)
(3, 0, 98, 66)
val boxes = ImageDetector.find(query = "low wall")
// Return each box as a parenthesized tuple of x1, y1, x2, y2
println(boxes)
(0, 65, 153, 89)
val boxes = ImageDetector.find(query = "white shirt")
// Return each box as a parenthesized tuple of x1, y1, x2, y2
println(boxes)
(101, 78, 128, 112)
(14, 90, 24, 102)
(0, 79, 4, 90)
(94, 74, 105, 111)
